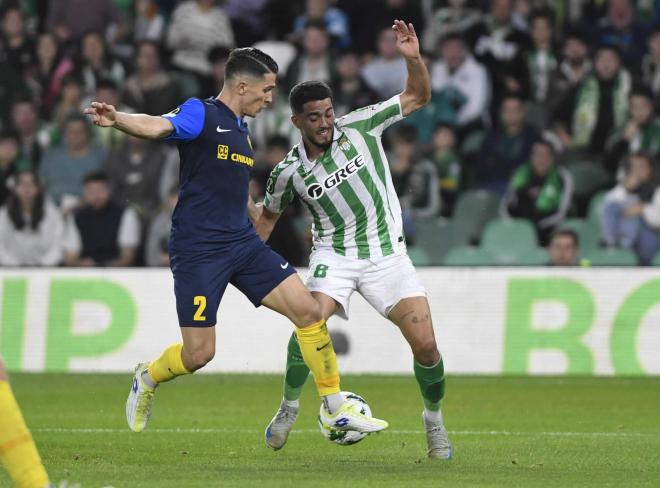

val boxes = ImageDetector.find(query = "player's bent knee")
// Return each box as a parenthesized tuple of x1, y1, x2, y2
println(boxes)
(293, 297, 323, 328)
(413, 338, 440, 366)
(184, 344, 215, 371)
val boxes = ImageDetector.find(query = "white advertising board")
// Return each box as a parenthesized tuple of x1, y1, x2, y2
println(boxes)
(1, 268, 659, 375)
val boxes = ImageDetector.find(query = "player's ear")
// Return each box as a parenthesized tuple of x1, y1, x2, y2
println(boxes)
(237, 80, 248, 96)
(291, 114, 301, 129)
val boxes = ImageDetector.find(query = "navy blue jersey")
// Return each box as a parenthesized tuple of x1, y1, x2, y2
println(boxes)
(164, 97, 256, 252)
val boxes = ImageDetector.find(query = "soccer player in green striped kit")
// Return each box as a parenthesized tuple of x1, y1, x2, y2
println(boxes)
(255, 20, 450, 459)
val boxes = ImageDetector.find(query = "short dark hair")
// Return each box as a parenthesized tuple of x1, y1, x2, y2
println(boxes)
(83, 170, 109, 185)
(289, 81, 333, 113)
(64, 113, 92, 135)
(595, 43, 621, 59)
(551, 228, 579, 247)
(224, 47, 278, 80)
(304, 18, 327, 32)
(630, 84, 654, 101)
(96, 78, 118, 92)
(529, 8, 554, 25)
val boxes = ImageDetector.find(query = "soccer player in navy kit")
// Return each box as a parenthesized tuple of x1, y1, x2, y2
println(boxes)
(84, 48, 387, 435)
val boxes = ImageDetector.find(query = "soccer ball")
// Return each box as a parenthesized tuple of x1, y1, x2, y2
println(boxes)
(317, 391, 372, 446)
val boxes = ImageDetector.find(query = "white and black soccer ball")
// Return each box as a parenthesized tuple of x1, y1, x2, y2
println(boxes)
(317, 391, 372, 446)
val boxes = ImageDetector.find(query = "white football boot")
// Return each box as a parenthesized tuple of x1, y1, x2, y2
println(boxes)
(319, 401, 389, 433)
(264, 400, 299, 450)
(422, 411, 452, 459)
(125, 363, 156, 432)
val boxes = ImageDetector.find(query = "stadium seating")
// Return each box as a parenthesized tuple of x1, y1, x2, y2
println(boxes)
(481, 219, 538, 254)
(444, 246, 495, 266)
(584, 248, 637, 266)
(450, 190, 500, 245)
(491, 246, 549, 265)
(561, 217, 600, 253)
(413, 218, 455, 265)
(407, 246, 430, 266)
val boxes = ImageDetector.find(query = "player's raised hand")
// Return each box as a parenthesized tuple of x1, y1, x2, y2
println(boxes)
(83, 102, 117, 127)
(392, 19, 421, 60)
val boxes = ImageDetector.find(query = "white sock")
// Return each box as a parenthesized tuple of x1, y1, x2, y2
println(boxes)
(283, 398, 299, 409)
(424, 408, 443, 424)
(323, 392, 344, 414)
(141, 370, 157, 389)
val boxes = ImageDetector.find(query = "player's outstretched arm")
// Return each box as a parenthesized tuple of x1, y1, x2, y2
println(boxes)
(84, 102, 174, 139)
(254, 206, 281, 242)
(394, 19, 431, 117)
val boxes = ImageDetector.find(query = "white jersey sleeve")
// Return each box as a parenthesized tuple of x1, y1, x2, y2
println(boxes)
(263, 158, 298, 214)
(336, 95, 405, 137)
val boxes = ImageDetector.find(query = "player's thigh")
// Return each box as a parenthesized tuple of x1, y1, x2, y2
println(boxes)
(170, 252, 230, 327)
(358, 253, 426, 319)
(306, 251, 360, 320)
(261, 273, 322, 327)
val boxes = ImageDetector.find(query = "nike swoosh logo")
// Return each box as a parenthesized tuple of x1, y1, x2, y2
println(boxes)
(280, 262, 289, 269)
(216, 126, 231, 133)
(316, 342, 331, 351)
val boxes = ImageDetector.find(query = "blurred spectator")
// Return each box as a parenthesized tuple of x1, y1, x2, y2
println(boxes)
(166, 0, 235, 78)
(641, 27, 660, 111)
(47, 0, 125, 45)
(123, 41, 181, 115)
(471, 0, 532, 113)
(91, 79, 132, 151)
(547, 228, 579, 266)
(547, 30, 592, 113)
(599, 152, 660, 265)
(0, 57, 22, 129)
(10, 96, 49, 169)
(64, 170, 141, 267)
(293, 0, 351, 49)
(250, 136, 306, 265)
(389, 125, 440, 230)
(246, 85, 299, 149)
(344, 0, 424, 55)
(103, 136, 169, 220)
(362, 27, 407, 99)
(502, 137, 573, 245)
(52, 74, 84, 132)
(285, 20, 337, 91)
(39, 114, 106, 206)
(0, 131, 30, 206)
(604, 87, 660, 177)
(224, 0, 270, 47)
(145, 185, 177, 266)
(422, 0, 483, 54)
(331, 50, 379, 117)
(27, 32, 75, 119)
(200, 45, 230, 96)
(527, 10, 557, 105)
(428, 124, 461, 216)
(474, 95, 538, 194)
(0, 170, 64, 266)
(428, 33, 489, 135)
(553, 45, 631, 157)
(593, 0, 647, 70)
(0, 6, 36, 77)
(77, 31, 126, 97)
(133, 0, 166, 43)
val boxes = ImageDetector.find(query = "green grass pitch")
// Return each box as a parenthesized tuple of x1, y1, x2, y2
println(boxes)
(3, 374, 659, 487)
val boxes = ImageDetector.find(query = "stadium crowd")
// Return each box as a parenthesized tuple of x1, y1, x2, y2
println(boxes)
(0, 0, 660, 267)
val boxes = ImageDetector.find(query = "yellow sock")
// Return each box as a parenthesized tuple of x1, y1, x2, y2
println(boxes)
(147, 343, 190, 384)
(295, 320, 341, 396)
(0, 381, 49, 488)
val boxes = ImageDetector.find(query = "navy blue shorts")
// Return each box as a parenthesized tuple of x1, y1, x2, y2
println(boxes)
(170, 234, 296, 327)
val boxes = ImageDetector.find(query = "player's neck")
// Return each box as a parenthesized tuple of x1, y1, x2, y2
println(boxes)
(304, 138, 331, 161)
(216, 92, 244, 119)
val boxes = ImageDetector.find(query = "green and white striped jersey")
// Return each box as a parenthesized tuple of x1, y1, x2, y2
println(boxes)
(263, 95, 406, 259)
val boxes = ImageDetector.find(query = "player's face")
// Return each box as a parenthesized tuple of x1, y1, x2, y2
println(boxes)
(242, 72, 277, 117)
(293, 98, 335, 149)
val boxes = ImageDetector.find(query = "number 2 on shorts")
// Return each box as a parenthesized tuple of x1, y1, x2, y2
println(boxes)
(313, 264, 329, 278)
(193, 295, 207, 321)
